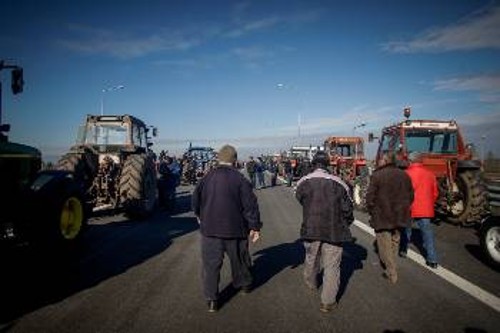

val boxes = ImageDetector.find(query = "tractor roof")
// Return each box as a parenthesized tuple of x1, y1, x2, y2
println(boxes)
(86, 114, 148, 128)
(401, 119, 458, 130)
(325, 136, 364, 144)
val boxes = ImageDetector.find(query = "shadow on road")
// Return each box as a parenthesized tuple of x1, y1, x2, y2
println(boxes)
(0, 212, 199, 325)
(247, 239, 367, 304)
(464, 243, 500, 273)
(337, 240, 368, 302)
(251, 239, 305, 290)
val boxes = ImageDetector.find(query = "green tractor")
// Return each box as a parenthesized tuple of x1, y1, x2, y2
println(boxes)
(0, 60, 87, 249)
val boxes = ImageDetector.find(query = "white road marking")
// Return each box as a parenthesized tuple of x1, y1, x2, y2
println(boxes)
(353, 219, 500, 313)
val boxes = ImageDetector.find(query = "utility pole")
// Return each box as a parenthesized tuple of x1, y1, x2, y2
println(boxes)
(100, 85, 125, 116)
(0, 60, 24, 139)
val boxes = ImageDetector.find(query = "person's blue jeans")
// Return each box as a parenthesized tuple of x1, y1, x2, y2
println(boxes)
(257, 171, 265, 189)
(403, 218, 438, 264)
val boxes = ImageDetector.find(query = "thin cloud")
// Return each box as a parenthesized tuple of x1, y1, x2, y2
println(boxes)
(58, 25, 201, 59)
(270, 105, 401, 136)
(456, 109, 500, 127)
(232, 46, 275, 61)
(433, 73, 500, 103)
(59, 5, 324, 59)
(224, 8, 325, 38)
(382, 5, 500, 53)
(225, 17, 281, 38)
(434, 73, 500, 92)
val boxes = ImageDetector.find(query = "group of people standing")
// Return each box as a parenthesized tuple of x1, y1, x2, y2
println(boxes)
(245, 156, 278, 189)
(192, 144, 439, 313)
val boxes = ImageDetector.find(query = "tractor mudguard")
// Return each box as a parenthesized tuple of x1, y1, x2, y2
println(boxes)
(457, 159, 481, 170)
(27, 170, 88, 245)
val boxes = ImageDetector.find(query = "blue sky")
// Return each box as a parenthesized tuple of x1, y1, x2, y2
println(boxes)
(1, 0, 499, 161)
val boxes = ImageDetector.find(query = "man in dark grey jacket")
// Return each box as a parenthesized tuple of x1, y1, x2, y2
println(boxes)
(295, 151, 354, 313)
(192, 145, 262, 313)
(366, 153, 414, 284)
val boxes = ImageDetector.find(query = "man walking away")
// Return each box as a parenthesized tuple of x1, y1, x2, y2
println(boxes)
(366, 153, 414, 284)
(269, 157, 278, 187)
(284, 158, 293, 187)
(192, 145, 262, 312)
(295, 151, 354, 313)
(256, 157, 266, 189)
(246, 156, 257, 189)
(401, 152, 439, 269)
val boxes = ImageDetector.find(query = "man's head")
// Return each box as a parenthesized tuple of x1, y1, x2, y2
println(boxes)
(218, 145, 237, 164)
(379, 152, 394, 167)
(312, 151, 329, 169)
(408, 151, 422, 163)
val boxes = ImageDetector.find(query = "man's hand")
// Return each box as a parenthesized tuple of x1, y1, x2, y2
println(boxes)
(249, 230, 260, 243)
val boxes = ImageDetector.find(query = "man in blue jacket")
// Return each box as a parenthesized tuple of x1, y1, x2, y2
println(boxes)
(295, 151, 354, 313)
(192, 144, 262, 313)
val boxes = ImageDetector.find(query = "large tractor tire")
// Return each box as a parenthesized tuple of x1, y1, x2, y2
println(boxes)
(447, 170, 488, 226)
(353, 167, 369, 211)
(119, 154, 158, 219)
(29, 170, 87, 248)
(56, 150, 96, 191)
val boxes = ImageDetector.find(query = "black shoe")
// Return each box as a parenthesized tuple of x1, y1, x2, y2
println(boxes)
(426, 261, 438, 269)
(399, 251, 407, 258)
(207, 300, 218, 313)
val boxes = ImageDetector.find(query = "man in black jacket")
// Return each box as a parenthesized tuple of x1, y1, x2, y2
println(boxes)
(192, 145, 262, 313)
(295, 151, 354, 313)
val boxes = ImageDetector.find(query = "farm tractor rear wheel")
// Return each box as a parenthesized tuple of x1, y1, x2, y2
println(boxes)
(447, 170, 488, 226)
(119, 154, 157, 218)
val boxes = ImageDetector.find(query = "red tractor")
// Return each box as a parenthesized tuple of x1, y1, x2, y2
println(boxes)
(324, 136, 368, 185)
(360, 107, 488, 225)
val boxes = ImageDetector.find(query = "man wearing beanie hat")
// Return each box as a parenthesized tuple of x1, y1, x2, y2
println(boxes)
(192, 144, 262, 313)
(295, 151, 354, 313)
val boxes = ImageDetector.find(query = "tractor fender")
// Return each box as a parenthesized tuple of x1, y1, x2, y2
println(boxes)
(457, 159, 481, 170)
(30, 170, 84, 196)
(29, 170, 88, 217)
(27, 170, 88, 243)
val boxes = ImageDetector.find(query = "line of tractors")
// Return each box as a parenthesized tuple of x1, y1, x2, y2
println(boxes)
(278, 107, 490, 228)
(1, 61, 497, 267)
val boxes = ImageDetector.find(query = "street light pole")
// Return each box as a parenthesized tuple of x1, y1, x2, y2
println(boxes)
(100, 85, 125, 115)
(277, 83, 306, 145)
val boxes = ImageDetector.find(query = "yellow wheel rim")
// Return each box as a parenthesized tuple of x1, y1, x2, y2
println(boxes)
(60, 196, 84, 240)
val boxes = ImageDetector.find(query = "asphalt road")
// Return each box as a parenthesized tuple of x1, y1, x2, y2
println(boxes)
(1, 177, 499, 333)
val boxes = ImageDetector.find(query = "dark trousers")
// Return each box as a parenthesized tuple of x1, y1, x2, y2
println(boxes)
(248, 172, 256, 188)
(201, 235, 253, 301)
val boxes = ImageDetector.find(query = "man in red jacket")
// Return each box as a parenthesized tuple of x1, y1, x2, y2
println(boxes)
(401, 152, 439, 269)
